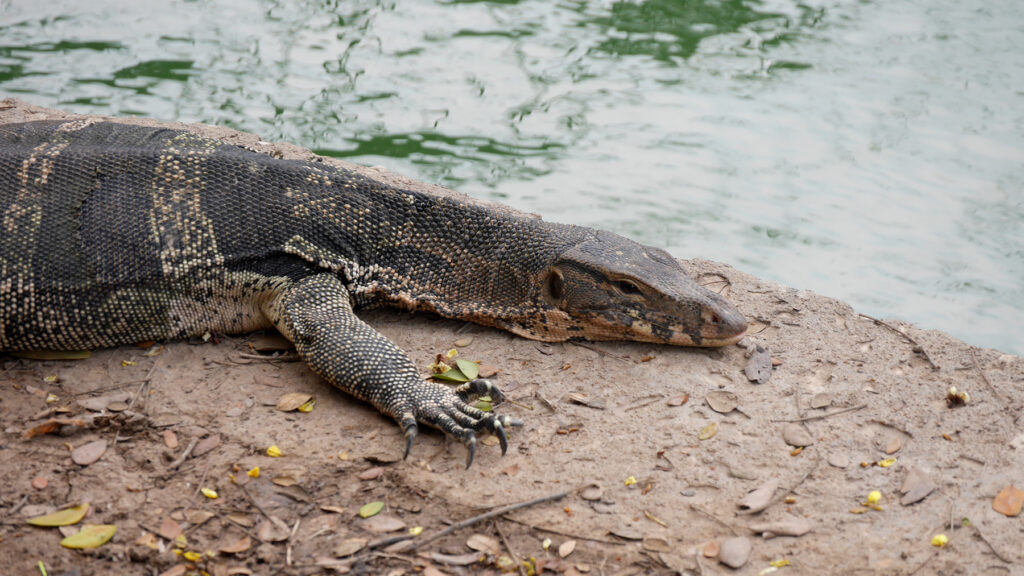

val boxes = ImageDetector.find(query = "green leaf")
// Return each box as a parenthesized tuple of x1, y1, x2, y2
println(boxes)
(60, 524, 116, 549)
(27, 503, 89, 527)
(455, 359, 479, 381)
(432, 368, 470, 383)
(359, 501, 385, 518)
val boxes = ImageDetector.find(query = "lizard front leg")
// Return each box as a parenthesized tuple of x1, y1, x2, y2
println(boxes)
(263, 273, 520, 467)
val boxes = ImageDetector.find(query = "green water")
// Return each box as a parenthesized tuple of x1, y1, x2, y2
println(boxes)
(2, 0, 1021, 355)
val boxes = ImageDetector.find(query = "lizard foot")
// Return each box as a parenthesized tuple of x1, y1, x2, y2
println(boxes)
(397, 378, 522, 468)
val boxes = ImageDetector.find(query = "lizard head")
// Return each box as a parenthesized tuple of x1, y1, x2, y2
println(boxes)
(534, 231, 747, 347)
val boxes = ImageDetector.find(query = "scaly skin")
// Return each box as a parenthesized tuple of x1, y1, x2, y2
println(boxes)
(0, 119, 746, 466)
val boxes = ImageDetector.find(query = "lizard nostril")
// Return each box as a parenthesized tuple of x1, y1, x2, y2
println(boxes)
(710, 311, 722, 325)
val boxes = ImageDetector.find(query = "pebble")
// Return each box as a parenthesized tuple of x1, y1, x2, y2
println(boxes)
(703, 541, 720, 558)
(454, 337, 473, 347)
(782, 423, 815, 447)
(31, 476, 48, 490)
(718, 537, 751, 568)
(163, 430, 179, 450)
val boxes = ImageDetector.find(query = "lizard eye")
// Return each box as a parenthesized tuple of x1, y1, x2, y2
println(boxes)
(614, 279, 643, 296)
(543, 268, 565, 304)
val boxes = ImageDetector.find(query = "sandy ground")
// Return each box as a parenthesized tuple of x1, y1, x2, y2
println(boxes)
(1, 99, 1021, 576)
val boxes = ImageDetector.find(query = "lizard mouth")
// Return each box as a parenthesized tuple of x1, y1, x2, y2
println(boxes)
(574, 308, 746, 347)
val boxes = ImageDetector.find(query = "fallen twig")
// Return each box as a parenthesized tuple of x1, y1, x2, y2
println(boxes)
(166, 438, 199, 471)
(411, 491, 567, 550)
(502, 517, 624, 545)
(909, 551, 938, 575)
(688, 504, 739, 536)
(495, 521, 527, 576)
(970, 349, 1007, 406)
(569, 341, 630, 363)
(239, 483, 274, 522)
(858, 314, 938, 369)
(974, 525, 1013, 564)
(771, 403, 867, 423)
(236, 352, 301, 362)
(739, 458, 819, 515)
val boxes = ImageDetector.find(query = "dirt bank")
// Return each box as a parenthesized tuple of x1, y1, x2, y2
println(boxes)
(1, 99, 1021, 576)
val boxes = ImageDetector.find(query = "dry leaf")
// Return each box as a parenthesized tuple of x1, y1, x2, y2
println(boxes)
(159, 517, 182, 540)
(738, 480, 778, 513)
(899, 468, 937, 506)
(993, 485, 1024, 517)
(744, 345, 772, 384)
(558, 539, 576, 558)
(60, 524, 117, 549)
(466, 533, 501, 554)
(276, 392, 313, 412)
(26, 503, 90, 527)
(256, 517, 291, 542)
(333, 537, 367, 558)
(698, 422, 718, 441)
(666, 394, 689, 407)
(71, 440, 107, 466)
(706, 391, 738, 414)
(220, 536, 252, 554)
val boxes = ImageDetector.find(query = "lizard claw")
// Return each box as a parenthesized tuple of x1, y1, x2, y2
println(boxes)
(403, 426, 418, 460)
(464, 435, 477, 468)
(400, 414, 418, 460)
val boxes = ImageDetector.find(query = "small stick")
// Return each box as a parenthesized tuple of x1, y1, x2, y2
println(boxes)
(739, 459, 819, 516)
(973, 525, 1013, 563)
(858, 314, 938, 369)
(236, 352, 300, 362)
(113, 361, 161, 445)
(625, 395, 665, 412)
(688, 504, 739, 536)
(239, 483, 274, 522)
(909, 551, 937, 575)
(411, 491, 567, 550)
(771, 403, 867, 423)
(502, 518, 624, 545)
(286, 519, 301, 566)
(870, 419, 914, 438)
(494, 521, 527, 576)
(167, 438, 200, 470)
(970, 349, 1006, 406)
(189, 461, 213, 504)
(569, 341, 630, 363)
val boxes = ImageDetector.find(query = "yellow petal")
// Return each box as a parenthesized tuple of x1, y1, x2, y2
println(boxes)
(248, 467, 260, 478)
(867, 490, 882, 504)
(931, 534, 948, 547)
(624, 476, 637, 486)
(201, 488, 218, 499)
(267, 445, 282, 457)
